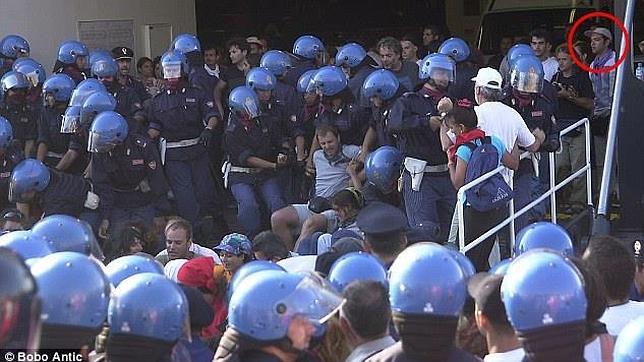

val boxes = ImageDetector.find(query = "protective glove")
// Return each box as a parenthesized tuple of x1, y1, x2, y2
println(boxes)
(199, 128, 213, 147)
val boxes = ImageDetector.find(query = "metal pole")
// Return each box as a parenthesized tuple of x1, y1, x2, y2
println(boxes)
(549, 152, 557, 224)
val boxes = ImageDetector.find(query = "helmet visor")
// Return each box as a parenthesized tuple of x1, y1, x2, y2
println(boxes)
(163, 63, 182, 80)
(69, 88, 96, 107)
(60, 106, 81, 134)
(87, 130, 115, 153)
(276, 272, 344, 328)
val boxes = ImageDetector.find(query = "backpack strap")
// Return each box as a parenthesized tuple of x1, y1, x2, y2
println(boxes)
(599, 333, 615, 362)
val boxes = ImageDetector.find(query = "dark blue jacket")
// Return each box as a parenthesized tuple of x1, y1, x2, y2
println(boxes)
(314, 102, 370, 146)
(0, 142, 23, 211)
(273, 80, 301, 119)
(40, 170, 90, 217)
(282, 59, 316, 88)
(37, 107, 70, 156)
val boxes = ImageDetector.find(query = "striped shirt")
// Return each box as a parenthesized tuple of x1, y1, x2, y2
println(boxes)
(589, 50, 616, 115)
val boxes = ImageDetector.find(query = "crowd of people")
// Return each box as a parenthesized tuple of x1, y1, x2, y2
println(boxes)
(0, 21, 643, 361)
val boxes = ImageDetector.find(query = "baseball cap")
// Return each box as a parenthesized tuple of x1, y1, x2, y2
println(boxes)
(246, 36, 263, 46)
(584, 27, 612, 41)
(471, 67, 503, 90)
(467, 272, 509, 325)
(111, 46, 134, 60)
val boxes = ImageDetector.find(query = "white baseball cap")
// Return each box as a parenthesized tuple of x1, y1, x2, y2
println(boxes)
(584, 27, 612, 42)
(471, 67, 503, 90)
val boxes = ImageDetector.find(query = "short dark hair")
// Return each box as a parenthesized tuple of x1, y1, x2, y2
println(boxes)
(315, 124, 339, 139)
(136, 57, 152, 72)
(568, 256, 607, 337)
(226, 37, 250, 54)
(202, 43, 219, 52)
(332, 188, 364, 211)
(401, 33, 421, 47)
(583, 235, 635, 301)
(365, 231, 405, 256)
(445, 106, 478, 130)
(377, 36, 402, 56)
(165, 217, 193, 241)
(342, 280, 391, 339)
(252, 231, 289, 261)
(423, 24, 442, 35)
(530, 28, 553, 44)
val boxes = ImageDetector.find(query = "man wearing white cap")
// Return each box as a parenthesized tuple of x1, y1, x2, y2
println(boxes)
(586, 27, 616, 194)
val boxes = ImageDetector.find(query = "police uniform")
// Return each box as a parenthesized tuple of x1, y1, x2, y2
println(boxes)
(449, 63, 478, 104)
(37, 106, 75, 169)
(283, 58, 316, 89)
(0, 97, 40, 147)
(39, 169, 91, 217)
(349, 64, 378, 108)
(314, 102, 369, 146)
(273, 80, 302, 122)
(90, 134, 168, 232)
(0, 141, 23, 211)
(369, 99, 400, 148)
(112, 47, 150, 102)
(56, 64, 86, 85)
(367, 341, 480, 362)
(224, 112, 287, 238)
(504, 83, 558, 231)
(148, 84, 220, 226)
(388, 89, 456, 242)
(189, 65, 218, 102)
(110, 83, 145, 134)
(356, 201, 407, 270)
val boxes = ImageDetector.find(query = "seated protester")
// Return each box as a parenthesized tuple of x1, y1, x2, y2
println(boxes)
(356, 201, 408, 269)
(583, 235, 644, 336)
(271, 124, 360, 249)
(445, 105, 518, 271)
(252, 230, 293, 262)
(105, 222, 148, 262)
(9, 158, 91, 218)
(0, 208, 25, 232)
(361, 69, 405, 152)
(632, 240, 644, 302)
(154, 217, 221, 266)
(295, 187, 364, 255)
(224, 86, 287, 239)
(213, 233, 254, 277)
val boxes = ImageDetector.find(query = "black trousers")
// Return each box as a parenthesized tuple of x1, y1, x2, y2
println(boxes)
(463, 206, 503, 272)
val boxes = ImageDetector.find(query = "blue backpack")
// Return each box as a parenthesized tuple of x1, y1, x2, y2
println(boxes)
(463, 137, 513, 211)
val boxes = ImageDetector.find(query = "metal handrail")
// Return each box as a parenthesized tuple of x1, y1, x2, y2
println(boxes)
(457, 117, 592, 255)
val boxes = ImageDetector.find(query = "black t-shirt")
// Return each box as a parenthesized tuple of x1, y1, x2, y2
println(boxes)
(552, 70, 594, 121)
(220, 65, 246, 91)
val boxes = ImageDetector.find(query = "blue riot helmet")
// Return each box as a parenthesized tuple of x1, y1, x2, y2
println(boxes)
(227, 260, 286, 302)
(308, 65, 347, 97)
(361, 69, 400, 102)
(68, 78, 107, 106)
(172, 33, 202, 54)
(0, 116, 13, 149)
(246, 67, 277, 91)
(42, 73, 75, 103)
(613, 316, 644, 362)
(87, 111, 129, 153)
(228, 85, 261, 119)
(91, 57, 118, 78)
(293, 35, 325, 60)
(438, 37, 471, 63)
(327, 252, 388, 293)
(57, 40, 89, 65)
(447, 249, 476, 280)
(30, 214, 104, 260)
(419, 53, 456, 85)
(105, 255, 164, 288)
(0, 35, 30, 59)
(1, 70, 30, 98)
(8, 159, 50, 203)
(507, 44, 535, 67)
(160, 50, 189, 80)
(12, 58, 46, 87)
(0, 247, 41, 350)
(364, 146, 403, 194)
(0, 230, 52, 262)
(501, 249, 586, 332)
(260, 50, 293, 77)
(80, 91, 117, 127)
(510, 55, 544, 94)
(514, 222, 574, 257)
(490, 258, 512, 275)
(335, 43, 367, 68)
(88, 48, 113, 68)
(109, 273, 188, 342)
(229, 269, 343, 342)
(296, 69, 317, 93)
(30, 252, 111, 331)
(389, 243, 467, 316)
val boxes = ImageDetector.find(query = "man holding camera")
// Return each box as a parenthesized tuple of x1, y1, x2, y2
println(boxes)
(552, 44, 594, 212)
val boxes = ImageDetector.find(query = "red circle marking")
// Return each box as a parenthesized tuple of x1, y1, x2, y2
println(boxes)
(567, 11, 630, 74)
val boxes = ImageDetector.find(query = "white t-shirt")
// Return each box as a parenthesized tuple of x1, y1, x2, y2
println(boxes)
(474, 101, 536, 184)
(542, 57, 559, 82)
(484, 348, 525, 362)
(599, 300, 644, 335)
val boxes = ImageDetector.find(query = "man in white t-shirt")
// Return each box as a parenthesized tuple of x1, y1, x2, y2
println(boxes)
(583, 235, 644, 336)
(530, 28, 559, 82)
(155, 218, 222, 266)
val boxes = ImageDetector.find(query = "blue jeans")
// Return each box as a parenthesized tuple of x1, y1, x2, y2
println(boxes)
(231, 176, 285, 238)
(165, 152, 217, 225)
(403, 172, 456, 243)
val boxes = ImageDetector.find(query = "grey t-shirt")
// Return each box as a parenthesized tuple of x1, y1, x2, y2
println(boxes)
(393, 61, 421, 92)
(313, 144, 360, 198)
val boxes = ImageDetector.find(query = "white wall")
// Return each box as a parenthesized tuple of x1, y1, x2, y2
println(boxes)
(0, 0, 196, 73)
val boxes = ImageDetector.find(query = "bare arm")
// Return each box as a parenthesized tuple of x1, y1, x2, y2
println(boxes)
(295, 213, 328, 246)
(36, 143, 47, 162)
(214, 80, 227, 119)
(55, 149, 79, 171)
(246, 156, 277, 170)
(448, 157, 468, 190)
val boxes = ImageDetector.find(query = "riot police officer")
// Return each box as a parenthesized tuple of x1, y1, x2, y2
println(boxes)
(92, 57, 145, 133)
(326, 251, 388, 292)
(501, 249, 588, 362)
(514, 221, 574, 257)
(111, 46, 150, 102)
(88, 111, 168, 239)
(295, 69, 320, 154)
(1, 70, 39, 155)
(147, 50, 224, 236)
(171, 33, 218, 102)
(54, 40, 89, 84)
(367, 243, 479, 361)
(37, 74, 77, 170)
(104, 254, 164, 287)
(388, 53, 457, 242)
(335, 42, 378, 108)
(283, 35, 326, 88)
(30, 251, 111, 349)
(0, 116, 23, 214)
(0, 34, 30, 75)
(361, 69, 405, 152)
(12, 57, 46, 109)
(224, 86, 287, 238)
(504, 55, 559, 231)
(438, 37, 477, 103)
(30, 214, 104, 259)
(362, 145, 403, 206)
